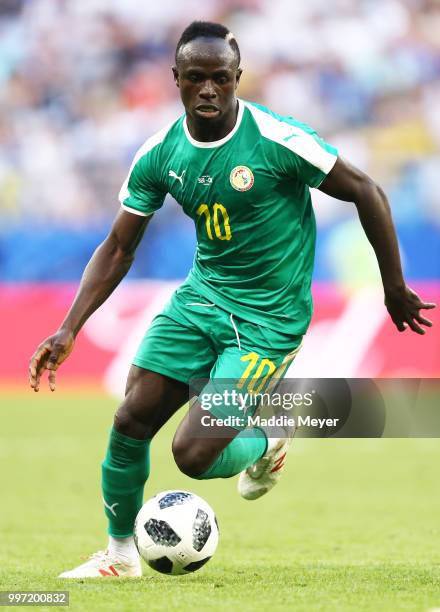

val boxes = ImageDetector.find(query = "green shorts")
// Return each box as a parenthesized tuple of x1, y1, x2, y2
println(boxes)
(133, 282, 302, 428)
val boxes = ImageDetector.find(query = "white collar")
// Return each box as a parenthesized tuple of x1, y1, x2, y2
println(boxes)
(183, 99, 244, 148)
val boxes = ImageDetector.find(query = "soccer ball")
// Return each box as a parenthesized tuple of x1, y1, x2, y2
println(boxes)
(134, 490, 219, 575)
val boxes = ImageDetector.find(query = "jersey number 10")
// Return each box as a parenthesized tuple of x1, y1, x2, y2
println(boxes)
(196, 203, 232, 241)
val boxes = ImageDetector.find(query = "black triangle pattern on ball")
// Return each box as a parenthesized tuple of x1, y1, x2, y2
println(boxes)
(183, 556, 212, 572)
(158, 491, 193, 509)
(192, 508, 211, 552)
(145, 518, 181, 547)
(148, 556, 173, 574)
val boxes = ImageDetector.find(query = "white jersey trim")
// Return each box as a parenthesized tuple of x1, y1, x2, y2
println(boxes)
(182, 99, 244, 148)
(121, 204, 153, 217)
(244, 102, 337, 175)
(118, 121, 174, 205)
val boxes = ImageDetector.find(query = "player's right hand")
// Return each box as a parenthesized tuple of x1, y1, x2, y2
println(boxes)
(29, 329, 75, 392)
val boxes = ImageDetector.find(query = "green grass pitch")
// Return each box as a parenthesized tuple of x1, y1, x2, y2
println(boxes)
(1, 388, 440, 611)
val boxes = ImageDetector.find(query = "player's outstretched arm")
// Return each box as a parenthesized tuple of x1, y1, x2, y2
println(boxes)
(29, 209, 152, 392)
(319, 157, 436, 334)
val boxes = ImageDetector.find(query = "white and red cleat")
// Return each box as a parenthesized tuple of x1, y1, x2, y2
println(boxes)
(238, 436, 293, 500)
(58, 550, 142, 578)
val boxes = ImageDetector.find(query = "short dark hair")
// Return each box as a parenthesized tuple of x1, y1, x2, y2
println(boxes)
(175, 21, 240, 66)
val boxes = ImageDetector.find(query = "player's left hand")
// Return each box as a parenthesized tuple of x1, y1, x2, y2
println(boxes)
(384, 285, 436, 335)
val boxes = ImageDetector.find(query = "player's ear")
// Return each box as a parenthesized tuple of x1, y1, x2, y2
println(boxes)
(172, 66, 180, 88)
(235, 68, 243, 89)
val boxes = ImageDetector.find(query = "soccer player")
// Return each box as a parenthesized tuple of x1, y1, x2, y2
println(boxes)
(29, 21, 435, 578)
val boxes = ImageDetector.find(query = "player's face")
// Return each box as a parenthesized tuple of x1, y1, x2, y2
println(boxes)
(173, 37, 242, 124)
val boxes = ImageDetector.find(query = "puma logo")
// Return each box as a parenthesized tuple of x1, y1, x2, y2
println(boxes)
(283, 131, 297, 142)
(103, 498, 119, 517)
(169, 169, 186, 185)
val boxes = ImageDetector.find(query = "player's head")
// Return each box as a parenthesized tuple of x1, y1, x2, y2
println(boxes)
(173, 21, 242, 123)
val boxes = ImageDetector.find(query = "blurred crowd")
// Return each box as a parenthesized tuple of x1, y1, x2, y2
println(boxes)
(0, 0, 439, 281)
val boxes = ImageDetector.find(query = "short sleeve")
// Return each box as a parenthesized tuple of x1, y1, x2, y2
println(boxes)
(245, 101, 338, 188)
(119, 140, 167, 216)
(280, 121, 338, 188)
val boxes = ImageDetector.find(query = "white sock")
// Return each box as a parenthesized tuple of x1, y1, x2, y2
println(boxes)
(266, 431, 291, 453)
(266, 436, 280, 453)
(107, 536, 139, 563)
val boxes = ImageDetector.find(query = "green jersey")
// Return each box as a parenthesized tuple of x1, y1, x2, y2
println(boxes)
(119, 99, 338, 335)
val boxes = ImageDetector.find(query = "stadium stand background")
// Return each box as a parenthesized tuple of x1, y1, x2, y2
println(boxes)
(1, 0, 439, 285)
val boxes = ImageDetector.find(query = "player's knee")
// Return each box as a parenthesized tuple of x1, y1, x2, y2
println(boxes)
(114, 403, 155, 440)
(172, 437, 211, 478)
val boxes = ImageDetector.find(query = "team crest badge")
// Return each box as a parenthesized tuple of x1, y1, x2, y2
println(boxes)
(230, 166, 254, 192)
